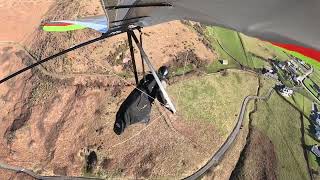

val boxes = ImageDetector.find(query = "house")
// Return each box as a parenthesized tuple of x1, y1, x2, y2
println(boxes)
(311, 145, 320, 157)
(219, 59, 228, 65)
(311, 102, 320, 126)
(277, 85, 293, 97)
(287, 64, 298, 75)
(277, 61, 286, 70)
(294, 57, 311, 70)
(262, 67, 276, 74)
(313, 125, 320, 140)
(312, 102, 318, 112)
(262, 67, 278, 79)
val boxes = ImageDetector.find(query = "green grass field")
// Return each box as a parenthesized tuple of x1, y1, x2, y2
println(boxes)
(286, 91, 320, 176)
(168, 70, 258, 137)
(204, 26, 288, 71)
(258, 77, 276, 96)
(240, 34, 290, 61)
(304, 78, 320, 100)
(302, 69, 320, 105)
(212, 27, 248, 67)
(248, 53, 270, 69)
(251, 93, 309, 180)
(309, 68, 320, 85)
(204, 27, 241, 73)
(170, 64, 194, 77)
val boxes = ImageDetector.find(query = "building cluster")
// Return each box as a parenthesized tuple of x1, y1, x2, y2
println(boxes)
(271, 57, 311, 85)
(310, 102, 320, 158)
(275, 84, 293, 97)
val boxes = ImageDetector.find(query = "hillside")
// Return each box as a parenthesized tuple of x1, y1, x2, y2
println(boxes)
(0, 0, 230, 179)
(1, 0, 317, 179)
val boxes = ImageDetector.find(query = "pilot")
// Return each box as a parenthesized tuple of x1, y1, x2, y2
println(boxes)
(113, 66, 172, 135)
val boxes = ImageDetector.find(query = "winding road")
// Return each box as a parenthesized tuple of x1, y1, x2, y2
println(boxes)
(184, 86, 274, 179)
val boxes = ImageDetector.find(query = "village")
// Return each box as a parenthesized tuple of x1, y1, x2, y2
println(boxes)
(261, 55, 320, 163)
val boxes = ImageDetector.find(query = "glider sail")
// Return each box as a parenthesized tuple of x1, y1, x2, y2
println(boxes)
(109, 0, 320, 65)
(42, 15, 109, 33)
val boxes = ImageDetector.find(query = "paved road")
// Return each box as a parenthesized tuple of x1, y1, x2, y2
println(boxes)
(184, 87, 274, 180)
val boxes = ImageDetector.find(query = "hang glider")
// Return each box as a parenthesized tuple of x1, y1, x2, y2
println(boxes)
(37, 5, 177, 113)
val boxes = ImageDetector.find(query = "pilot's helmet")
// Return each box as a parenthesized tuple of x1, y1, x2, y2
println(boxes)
(158, 66, 169, 80)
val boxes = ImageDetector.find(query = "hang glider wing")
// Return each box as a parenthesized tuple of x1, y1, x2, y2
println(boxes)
(41, 0, 320, 65)
(109, 0, 320, 64)
(42, 15, 109, 33)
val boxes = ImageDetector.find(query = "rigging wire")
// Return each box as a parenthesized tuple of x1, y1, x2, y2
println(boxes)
(102, 30, 215, 148)
(110, 16, 149, 24)
(127, 31, 139, 85)
(138, 28, 146, 81)
(105, 67, 215, 153)
(0, 27, 136, 85)
(105, 2, 172, 10)
(0, 27, 217, 178)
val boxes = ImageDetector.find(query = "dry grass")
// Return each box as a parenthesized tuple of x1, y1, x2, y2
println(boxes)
(168, 70, 259, 137)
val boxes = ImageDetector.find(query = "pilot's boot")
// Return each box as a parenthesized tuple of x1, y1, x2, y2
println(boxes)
(140, 115, 151, 124)
(113, 120, 125, 135)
